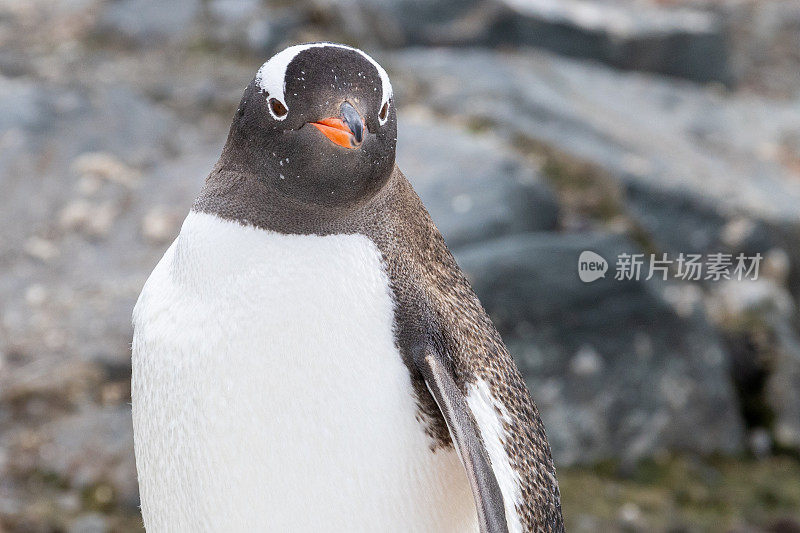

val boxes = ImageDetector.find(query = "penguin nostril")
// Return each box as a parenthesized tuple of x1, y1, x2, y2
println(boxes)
(269, 99, 288, 118)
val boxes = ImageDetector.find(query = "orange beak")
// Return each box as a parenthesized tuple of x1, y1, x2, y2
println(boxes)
(310, 102, 365, 149)
(310, 118, 360, 149)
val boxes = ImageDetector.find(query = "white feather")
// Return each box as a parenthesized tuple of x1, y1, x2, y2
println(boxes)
(466, 379, 524, 533)
(132, 211, 477, 532)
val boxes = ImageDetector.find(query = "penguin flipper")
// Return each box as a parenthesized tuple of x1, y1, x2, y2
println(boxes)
(414, 344, 509, 533)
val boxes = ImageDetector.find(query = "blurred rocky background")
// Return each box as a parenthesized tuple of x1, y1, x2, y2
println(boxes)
(1, 0, 800, 531)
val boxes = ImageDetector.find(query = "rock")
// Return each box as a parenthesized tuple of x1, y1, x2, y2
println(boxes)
(141, 205, 182, 244)
(23, 236, 59, 262)
(762, 248, 791, 285)
(205, 2, 303, 56)
(69, 512, 109, 533)
(397, 114, 559, 248)
(0, 76, 50, 134)
(390, 47, 800, 297)
(0, 78, 180, 375)
(244, 10, 304, 57)
(767, 319, 800, 450)
(36, 405, 138, 509)
(495, 0, 730, 84)
(316, 0, 493, 48)
(208, 0, 261, 23)
(748, 427, 772, 459)
(570, 344, 604, 377)
(455, 232, 745, 465)
(390, 47, 800, 226)
(706, 277, 800, 452)
(71, 152, 140, 189)
(95, 0, 202, 46)
(0, 357, 102, 408)
(59, 200, 120, 238)
(0, 76, 208, 527)
(24, 284, 48, 307)
(706, 279, 794, 323)
(321, 0, 729, 83)
(724, 0, 800, 95)
(617, 501, 644, 530)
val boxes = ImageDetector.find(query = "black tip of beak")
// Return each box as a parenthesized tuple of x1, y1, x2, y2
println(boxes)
(340, 101, 363, 144)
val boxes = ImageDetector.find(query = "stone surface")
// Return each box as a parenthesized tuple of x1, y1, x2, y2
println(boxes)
(723, 0, 800, 95)
(707, 277, 800, 452)
(69, 513, 109, 533)
(0, 74, 215, 528)
(205, 1, 304, 56)
(496, 0, 730, 83)
(95, 0, 202, 45)
(391, 47, 800, 297)
(37, 406, 137, 507)
(455, 232, 745, 465)
(398, 114, 559, 248)
(316, 0, 492, 47)
(391, 47, 800, 226)
(767, 318, 800, 450)
(319, 0, 730, 82)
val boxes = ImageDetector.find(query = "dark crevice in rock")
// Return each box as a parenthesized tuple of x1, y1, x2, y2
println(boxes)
(724, 328, 776, 434)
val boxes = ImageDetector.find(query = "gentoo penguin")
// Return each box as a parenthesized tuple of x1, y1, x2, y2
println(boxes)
(132, 42, 563, 533)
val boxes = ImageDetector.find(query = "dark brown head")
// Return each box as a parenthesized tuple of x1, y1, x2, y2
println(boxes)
(216, 43, 397, 211)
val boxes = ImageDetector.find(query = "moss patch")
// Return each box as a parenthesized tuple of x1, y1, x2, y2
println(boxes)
(559, 455, 800, 532)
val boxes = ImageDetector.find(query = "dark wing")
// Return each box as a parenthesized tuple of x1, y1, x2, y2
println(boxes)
(413, 344, 509, 533)
(350, 169, 563, 531)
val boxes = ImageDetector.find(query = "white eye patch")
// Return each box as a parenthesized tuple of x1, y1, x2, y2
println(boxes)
(254, 42, 393, 122)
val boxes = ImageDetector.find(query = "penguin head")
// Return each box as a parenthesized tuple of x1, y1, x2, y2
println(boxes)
(222, 43, 397, 209)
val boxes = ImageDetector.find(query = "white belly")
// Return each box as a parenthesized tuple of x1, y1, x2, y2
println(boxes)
(131, 211, 478, 533)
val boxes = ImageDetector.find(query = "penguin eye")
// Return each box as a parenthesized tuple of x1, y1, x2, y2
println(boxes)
(269, 98, 288, 119)
(378, 101, 389, 124)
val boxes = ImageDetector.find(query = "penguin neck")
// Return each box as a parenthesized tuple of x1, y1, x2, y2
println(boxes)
(193, 160, 399, 236)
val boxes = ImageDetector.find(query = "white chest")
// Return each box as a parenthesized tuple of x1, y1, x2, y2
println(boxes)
(131, 211, 477, 532)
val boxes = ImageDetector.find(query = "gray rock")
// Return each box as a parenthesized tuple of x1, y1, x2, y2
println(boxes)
(455, 232, 745, 465)
(391, 47, 800, 223)
(707, 277, 800, 452)
(769, 318, 800, 450)
(205, 1, 303, 56)
(0, 77, 51, 134)
(724, 0, 800, 95)
(316, 0, 492, 47)
(391, 47, 800, 293)
(320, 0, 729, 83)
(398, 114, 559, 248)
(0, 78, 184, 370)
(208, 0, 261, 23)
(494, 0, 730, 84)
(35, 405, 138, 509)
(95, 0, 202, 45)
(68, 512, 109, 533)
(0, 73, 219, 524)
